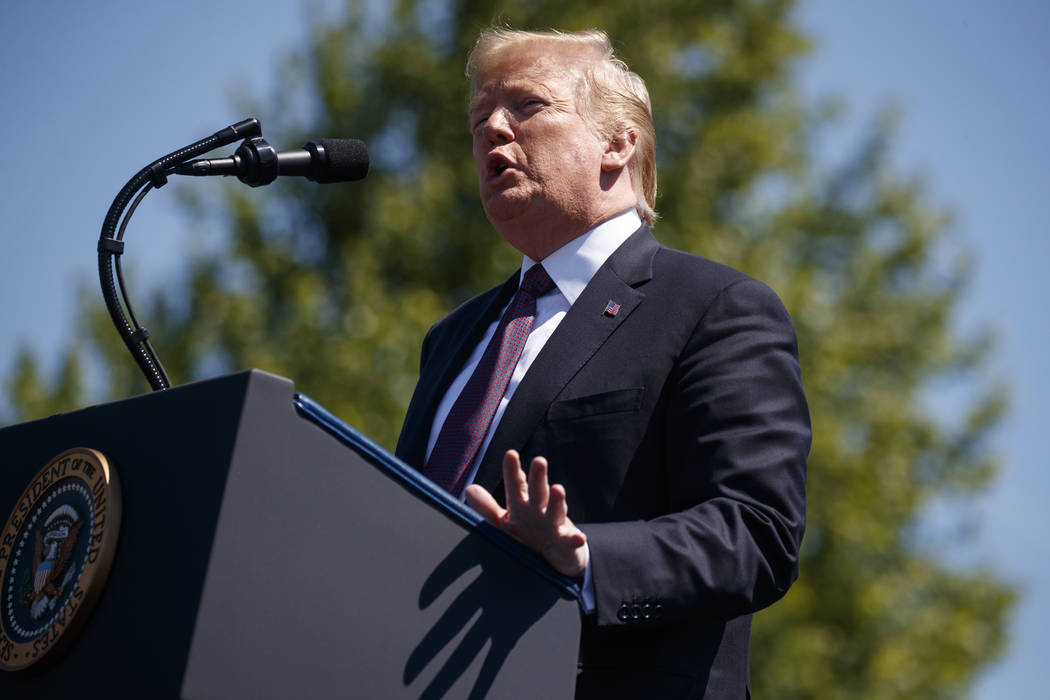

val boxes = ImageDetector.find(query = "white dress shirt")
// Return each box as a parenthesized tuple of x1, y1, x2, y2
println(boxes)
(425, 208, 641, 472)
(424, 208, 642, 613)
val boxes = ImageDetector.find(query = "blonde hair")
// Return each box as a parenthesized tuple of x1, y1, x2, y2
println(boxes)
(467, 28, 658, 225)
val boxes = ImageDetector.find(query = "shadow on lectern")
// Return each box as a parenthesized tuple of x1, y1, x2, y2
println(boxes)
(406, 534, 561, 699)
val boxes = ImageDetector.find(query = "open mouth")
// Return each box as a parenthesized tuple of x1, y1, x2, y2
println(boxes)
(487, 153, 513, 179)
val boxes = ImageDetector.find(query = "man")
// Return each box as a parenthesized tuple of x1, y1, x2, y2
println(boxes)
(396, 27, 809, 699)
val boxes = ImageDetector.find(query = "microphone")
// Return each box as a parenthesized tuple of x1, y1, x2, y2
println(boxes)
(174, 136, 369, 187)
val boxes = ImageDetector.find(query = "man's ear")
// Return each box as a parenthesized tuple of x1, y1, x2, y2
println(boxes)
(601, 129, 637, 172)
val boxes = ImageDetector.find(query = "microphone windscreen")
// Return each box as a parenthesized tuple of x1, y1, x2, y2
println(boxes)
(316, 138, 369, 183)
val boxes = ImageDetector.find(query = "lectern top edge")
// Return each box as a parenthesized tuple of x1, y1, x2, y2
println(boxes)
(293, 392, 581, 601)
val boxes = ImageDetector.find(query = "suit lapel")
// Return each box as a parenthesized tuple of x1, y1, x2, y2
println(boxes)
(397, 272, 519, 468)
(474, 225, 660, 492)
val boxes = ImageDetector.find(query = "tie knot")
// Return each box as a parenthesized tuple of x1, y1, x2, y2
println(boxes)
(519, 264, 555, 301)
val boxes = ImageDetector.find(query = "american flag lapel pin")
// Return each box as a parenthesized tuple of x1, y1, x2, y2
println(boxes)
(603, 300, 621, 317)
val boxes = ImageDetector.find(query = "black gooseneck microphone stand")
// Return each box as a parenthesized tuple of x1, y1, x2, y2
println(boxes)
(98, 118, 368, 391)
(97, 118, 262, 391)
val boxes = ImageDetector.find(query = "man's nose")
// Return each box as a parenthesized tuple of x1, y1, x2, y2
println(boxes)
(482, 108, 514, 143)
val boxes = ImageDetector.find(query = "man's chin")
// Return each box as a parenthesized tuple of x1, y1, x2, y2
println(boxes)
(482, 192, 531, 225)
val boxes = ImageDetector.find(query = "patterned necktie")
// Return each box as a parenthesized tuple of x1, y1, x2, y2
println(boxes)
(424, 264, 556, 495)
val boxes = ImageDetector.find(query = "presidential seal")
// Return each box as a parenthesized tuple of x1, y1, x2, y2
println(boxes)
(0, 448, 121, 671)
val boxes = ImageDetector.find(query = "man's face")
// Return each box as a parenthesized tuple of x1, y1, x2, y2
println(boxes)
(470, 48, 609, 254)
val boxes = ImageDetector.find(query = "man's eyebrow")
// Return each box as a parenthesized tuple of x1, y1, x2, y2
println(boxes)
(501, 79, 551, 96)
(468, 85, 504, 116)
(470, 79, 552, 111)
(469, 94, 490, 115)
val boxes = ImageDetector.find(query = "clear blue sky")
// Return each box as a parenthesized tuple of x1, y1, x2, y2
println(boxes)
(1, 1, 1046, 695)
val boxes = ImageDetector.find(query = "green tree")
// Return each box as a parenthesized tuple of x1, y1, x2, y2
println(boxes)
(3, 0, 1013, 695)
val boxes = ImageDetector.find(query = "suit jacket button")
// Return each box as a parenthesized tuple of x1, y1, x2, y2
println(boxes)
(630, 603, 642, 620)
(653, 603, 664, 620)
(617, 604, 630, 622)
(643, 602, 653, 620)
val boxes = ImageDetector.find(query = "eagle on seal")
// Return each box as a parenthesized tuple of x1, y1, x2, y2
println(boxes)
(25, 504, 83, 612)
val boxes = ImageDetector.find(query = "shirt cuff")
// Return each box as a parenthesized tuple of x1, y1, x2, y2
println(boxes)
(578, 543, 596, 614)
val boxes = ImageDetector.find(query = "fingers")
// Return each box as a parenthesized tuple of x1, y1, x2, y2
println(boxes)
(501, 450, 559, 523)
(546, 482, 568, 524)
(548, 484, 587, 547)
(464, 484, 506, 527)
(499, 450, 582, 546)
(503, 450, 551, 513)
(479, 451, 588, 577)
(527, 456, 550, 512)
(502, 450, 528, 507)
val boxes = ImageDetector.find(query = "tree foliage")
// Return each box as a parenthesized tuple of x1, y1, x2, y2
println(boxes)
(3, 0, 1014, 695)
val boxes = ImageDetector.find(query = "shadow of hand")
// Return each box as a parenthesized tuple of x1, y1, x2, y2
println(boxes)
(404, 534, 562, 699)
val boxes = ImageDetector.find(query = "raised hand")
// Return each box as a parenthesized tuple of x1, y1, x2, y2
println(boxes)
(464, 449, 588, 579)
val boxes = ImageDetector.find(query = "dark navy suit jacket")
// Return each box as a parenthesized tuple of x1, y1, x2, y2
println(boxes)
(396, 225, 810, 699)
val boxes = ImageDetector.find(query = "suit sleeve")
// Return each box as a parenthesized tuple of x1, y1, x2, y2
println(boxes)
(581, 277, 810, 626)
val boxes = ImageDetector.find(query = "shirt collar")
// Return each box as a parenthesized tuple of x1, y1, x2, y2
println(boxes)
(521, 209, 642, 305)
